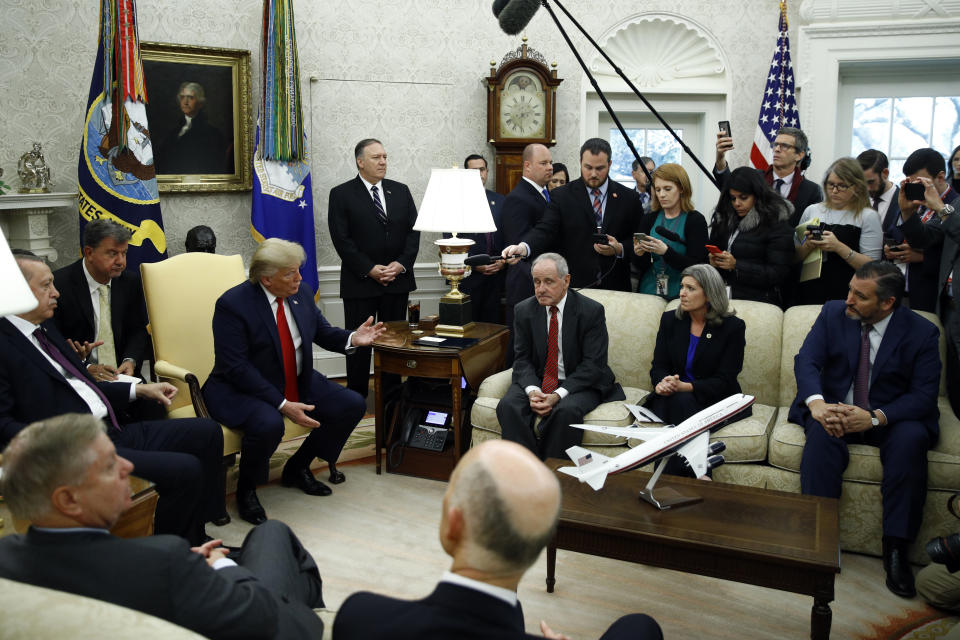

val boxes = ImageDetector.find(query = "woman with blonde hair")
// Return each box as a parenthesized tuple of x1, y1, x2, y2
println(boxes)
(633, 163, 709, 299)
(794, 157, 882, 304)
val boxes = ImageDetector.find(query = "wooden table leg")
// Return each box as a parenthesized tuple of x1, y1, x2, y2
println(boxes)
(451, 363, 462, 462)
(810, 596, 832, 639)
(374, 353, 383, 475)
(546, 541, 557, 593)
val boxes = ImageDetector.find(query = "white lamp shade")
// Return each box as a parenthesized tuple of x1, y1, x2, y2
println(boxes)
(0, 227, 37, 316)
(414, 168, 497, 234)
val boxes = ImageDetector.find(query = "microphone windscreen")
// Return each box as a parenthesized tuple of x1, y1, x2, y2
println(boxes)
(655, 225, 683, 244)
(498, 0, 541, 35)
(491, 0, 510, 18)
(464, 254, 493, 267)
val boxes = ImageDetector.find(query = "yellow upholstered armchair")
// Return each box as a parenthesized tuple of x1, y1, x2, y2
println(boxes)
(140, 253, 312, 467)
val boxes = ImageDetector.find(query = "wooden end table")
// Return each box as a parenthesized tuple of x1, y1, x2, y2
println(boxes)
(372, 321, 509, 480)
(545, 460, 840, 639)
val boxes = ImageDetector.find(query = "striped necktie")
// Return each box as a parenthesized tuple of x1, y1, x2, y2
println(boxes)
(371, 185, 387, 225)
(592, 188, 603, 227)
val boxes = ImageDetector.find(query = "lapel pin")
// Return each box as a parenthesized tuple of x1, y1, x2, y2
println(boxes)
(293, 300, 299, 305)
(386, 190, 392, 195)
(706, 333, 712, 339)
(612, 192, 618, 198)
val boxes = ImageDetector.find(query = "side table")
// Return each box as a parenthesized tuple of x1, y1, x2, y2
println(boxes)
(372, 321, 509, 480)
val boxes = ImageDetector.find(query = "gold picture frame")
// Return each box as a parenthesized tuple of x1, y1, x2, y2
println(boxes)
(141, 41, 252, 193)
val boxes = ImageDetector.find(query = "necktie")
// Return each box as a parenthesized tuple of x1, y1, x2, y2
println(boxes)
(774, 178, 785, 195)
(542, 306, 559, 394)
(639, 192, 649, 207)
(542, 188, 550, 203)
(33, 328, 121, 431)
(871, 195, 882, 211)
(96, 285, 117, 369)
(371, 185, 387, 225)
(276, 298, 299, 402)
(592, 188, 603, 227)
(853, 324, 872, 409)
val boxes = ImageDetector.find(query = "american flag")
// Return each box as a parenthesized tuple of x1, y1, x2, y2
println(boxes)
(750, 1, 801, 171)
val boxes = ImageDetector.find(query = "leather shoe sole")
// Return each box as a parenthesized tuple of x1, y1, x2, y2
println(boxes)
(209, 514, 231, 527)
(237, 490, 267, 525)
(282, 466, 332, 496)
(329, 468, 346, 484)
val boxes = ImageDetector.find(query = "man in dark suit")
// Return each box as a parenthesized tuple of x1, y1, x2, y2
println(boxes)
(502, 143, 553, 364)
(156, 81, 229, 175)
(0, 414, 325, 640)
(789, 261, 940, 598)
(715, 126, 822, 228)
(496, 253, 625, 460)
(457, 153, 506, 323)
(328, 138, 419, 398)
(858, 149, 901, 232)
(504, 138, 641, 291)
(52, 219, 160, 421)
(333, 439, 662, 640)
(1, 252, 226, 544)
(203, 238, 383, 525)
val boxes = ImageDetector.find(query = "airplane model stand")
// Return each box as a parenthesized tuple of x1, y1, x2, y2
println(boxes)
(638, 457, 703, 510)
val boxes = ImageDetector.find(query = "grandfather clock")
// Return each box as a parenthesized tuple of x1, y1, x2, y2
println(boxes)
(486, 39, 562, 195)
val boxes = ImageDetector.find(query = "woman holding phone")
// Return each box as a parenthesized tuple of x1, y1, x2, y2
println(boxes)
(794, 157, 882, 304)
(633, 163, 708, 299)
(708, 167, 794, 306)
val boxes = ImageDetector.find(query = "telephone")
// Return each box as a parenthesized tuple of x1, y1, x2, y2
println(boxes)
(400, 409, 451, 451)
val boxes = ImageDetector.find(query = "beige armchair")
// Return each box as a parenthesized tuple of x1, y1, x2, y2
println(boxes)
(140, 253, 312, 466)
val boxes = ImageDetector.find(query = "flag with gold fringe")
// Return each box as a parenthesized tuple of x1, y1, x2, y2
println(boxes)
(250, 0, 318, 294)
(78, 0, 167, 267)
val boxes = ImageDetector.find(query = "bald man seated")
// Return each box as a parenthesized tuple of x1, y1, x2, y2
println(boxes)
(0, 414, 325, 640)
(332, 440, 663, 640)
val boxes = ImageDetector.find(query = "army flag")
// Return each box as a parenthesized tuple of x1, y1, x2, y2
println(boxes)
(78, 0, 166, 267)
(250, 0, 318, 294)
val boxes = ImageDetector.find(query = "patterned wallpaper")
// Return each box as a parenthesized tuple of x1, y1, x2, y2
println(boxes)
(0, 0, 801, 270)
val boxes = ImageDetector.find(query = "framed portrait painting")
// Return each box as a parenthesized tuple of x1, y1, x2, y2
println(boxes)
(141, 42, 253, 193)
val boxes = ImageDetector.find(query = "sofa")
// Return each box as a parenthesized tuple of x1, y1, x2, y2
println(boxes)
(470, 289, 960, 562)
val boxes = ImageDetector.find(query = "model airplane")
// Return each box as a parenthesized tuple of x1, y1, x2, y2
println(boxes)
(558, 393, 755, 507)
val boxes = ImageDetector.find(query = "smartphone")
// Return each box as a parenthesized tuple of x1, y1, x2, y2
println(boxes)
(883, 234, 900, 248)
(634, 232, 649, 242)
(718, 120, 732, 137)
(904, 182, 925, 202)
(806, 224, 823, 241)
(592, 233, 609, 245)
(705, 244, 723, 255)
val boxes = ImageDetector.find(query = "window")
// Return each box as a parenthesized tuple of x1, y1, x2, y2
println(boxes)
(609, 127, 683, 188)
(851, 96, 960, 179)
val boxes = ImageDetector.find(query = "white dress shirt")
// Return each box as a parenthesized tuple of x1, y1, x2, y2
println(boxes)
(359, 174, 388, 218)
(524, 292, 569, 399)
(441, 571, 518, 607)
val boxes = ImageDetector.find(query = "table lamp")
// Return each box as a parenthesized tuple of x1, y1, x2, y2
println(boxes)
(0, 226, 37, 316)
(414, 168, 497, 336)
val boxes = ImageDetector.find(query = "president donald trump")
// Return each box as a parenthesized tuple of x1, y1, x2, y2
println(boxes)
(204, 239, 383, 525)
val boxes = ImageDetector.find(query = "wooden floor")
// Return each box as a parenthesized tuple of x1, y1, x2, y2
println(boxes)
(207, 460, 947, 639)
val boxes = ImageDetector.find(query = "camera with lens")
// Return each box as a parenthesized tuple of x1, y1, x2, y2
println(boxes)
(926, 533, 960, 573)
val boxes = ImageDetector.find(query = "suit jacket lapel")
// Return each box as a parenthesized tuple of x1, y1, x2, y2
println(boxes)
(71, 260, 96, 336)
(287, 287, 313, 367)
(534, 304, 548, 370)
(1, 319, 75, 388)
(872, 308, 905, 383)
(561, 291, 579, 370)
(251, 283, 284, 363)
(575, 180, 596, 230)
(844, 313, 861, 375)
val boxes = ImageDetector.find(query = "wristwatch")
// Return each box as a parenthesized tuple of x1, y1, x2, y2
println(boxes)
(869, 410, 880, 428)
(939, 203, 955, 220)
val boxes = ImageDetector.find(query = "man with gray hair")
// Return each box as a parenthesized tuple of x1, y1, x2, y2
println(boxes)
(333, 439, 662, 639)
(204, 238, 385, 525)
(156, 80, 229, 174)
(0, 414, 326, 639)
(496, 253, 625, 460)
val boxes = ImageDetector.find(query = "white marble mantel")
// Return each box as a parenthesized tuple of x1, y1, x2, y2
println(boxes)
(0, 191, 77, 262)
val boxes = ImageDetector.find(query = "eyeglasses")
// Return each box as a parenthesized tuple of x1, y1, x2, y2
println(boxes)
(825, 181, 851, 192)
(772, 142, 799, 152)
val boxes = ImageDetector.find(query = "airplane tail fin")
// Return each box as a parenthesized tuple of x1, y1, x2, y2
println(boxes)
(557, 446, 611, 490)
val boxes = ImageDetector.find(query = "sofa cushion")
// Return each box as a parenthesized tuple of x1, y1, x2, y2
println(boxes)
(777, 305, 821, 407)
(580, 290, 665, 390)
(709, 402, 777, 463)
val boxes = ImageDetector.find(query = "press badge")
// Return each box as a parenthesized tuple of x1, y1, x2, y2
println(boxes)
(656, 272, 669, 296)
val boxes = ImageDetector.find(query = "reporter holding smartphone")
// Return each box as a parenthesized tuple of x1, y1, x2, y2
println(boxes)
(707, 167, 794, 307)
(633, 163, 708, 299)
(794, 157, 883, 304)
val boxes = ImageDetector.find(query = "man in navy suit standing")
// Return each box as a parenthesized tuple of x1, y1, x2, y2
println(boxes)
(789, 261, 941, 598)
(457, 154, 506, 323)
(328, 139, 419, 398)
(204, 239, 384, 525)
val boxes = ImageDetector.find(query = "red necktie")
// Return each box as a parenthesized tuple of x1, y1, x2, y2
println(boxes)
(276, 298, 299, 402)
(542, 306, 559, 394)
(592, 189, 603, 228)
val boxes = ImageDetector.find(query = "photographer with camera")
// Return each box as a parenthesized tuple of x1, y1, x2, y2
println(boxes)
(917, 497, 960, 630)
(794, 157, 883, 305)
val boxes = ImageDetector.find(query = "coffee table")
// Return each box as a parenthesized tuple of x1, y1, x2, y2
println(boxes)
(545, 460, 840, 639)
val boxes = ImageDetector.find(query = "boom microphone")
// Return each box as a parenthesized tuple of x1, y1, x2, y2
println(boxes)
(464, 253, 507, 267)
(495, 0, 542, 35)
(655, 225, 685, 245)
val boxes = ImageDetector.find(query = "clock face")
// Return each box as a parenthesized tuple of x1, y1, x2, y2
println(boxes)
(499, 71, 546, 139)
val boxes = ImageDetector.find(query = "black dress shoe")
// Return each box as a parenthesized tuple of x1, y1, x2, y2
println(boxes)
(883, 537, 916, 598)
(237, 488, 267, 525)
(209, 514, 231, 527)
(281, 464, 332, 496)
(328, 463, 346, 485)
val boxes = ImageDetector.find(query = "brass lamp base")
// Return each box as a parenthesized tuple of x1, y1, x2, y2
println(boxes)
(434, 236, 476, 335)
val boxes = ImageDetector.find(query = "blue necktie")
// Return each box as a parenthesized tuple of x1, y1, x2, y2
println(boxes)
(542, 188, 550, 203)
(371, 185, 387, 225)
